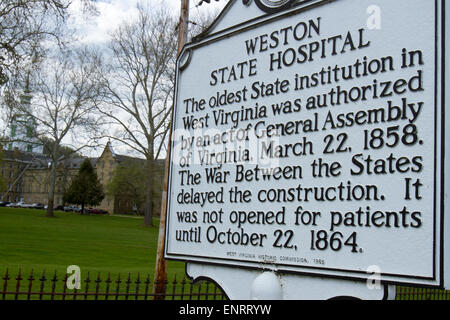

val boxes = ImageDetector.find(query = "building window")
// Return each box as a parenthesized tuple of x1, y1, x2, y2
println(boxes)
(26, 126, 33, 138)
(27, 145, 33, 152)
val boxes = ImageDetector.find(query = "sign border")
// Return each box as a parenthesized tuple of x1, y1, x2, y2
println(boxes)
(164, 0, 446, 288)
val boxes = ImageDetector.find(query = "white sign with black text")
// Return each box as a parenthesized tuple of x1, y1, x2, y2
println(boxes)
(165, 0, 448, 288)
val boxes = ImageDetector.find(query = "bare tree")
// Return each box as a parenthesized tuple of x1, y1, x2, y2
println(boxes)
(0, 0, 96, 87)
(188, 6, 221, 41)
(98, 4, 177, 226)
(15, 47, 105, 217)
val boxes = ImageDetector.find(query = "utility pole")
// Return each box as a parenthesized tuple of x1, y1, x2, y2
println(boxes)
(178, 0, 190, 55)
(153, 0, 190, 300)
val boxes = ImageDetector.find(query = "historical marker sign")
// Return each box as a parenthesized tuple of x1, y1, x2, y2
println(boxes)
(165, 0, 447, 287)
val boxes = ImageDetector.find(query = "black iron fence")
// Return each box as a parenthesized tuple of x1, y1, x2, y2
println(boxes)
(1, 269, 450, 300)
(395, 286, 450, 300)
(0, 269, 226, 301)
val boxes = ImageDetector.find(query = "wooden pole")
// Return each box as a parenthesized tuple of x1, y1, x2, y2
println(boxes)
(177, 0, 190, 55)
(153, 0, 190, 300)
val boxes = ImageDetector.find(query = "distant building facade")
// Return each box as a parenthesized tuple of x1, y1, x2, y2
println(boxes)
(0, 142, 164, 215)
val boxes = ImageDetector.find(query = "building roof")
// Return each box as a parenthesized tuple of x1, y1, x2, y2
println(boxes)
(2, 149, 49, 165)
(1, 145, 165, 169)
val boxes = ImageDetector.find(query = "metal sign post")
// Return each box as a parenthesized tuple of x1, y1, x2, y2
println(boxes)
(187, 262, 395, 299)
(154, 0, 190, 299)
(164, 0, 449, 299)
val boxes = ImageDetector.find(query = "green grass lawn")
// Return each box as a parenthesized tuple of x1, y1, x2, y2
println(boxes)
(0, 207, 185, 281)
(2, 207, 448, 301)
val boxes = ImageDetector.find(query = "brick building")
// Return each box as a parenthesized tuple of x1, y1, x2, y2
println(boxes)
(0, 142, 164, 215)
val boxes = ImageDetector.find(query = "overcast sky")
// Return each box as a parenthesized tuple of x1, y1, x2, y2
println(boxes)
(64, 0, 228, 157)
(69, 0, 228, 45)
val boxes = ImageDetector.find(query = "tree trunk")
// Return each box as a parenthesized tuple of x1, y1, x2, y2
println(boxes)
(46, 160, 56, 218)
(143, 159, 154, 227)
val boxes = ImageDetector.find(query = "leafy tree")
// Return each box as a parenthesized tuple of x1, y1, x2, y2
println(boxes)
(106, 159, 146, 214)
(63, 158, 104, 213)
(41, 137, 82, 159)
